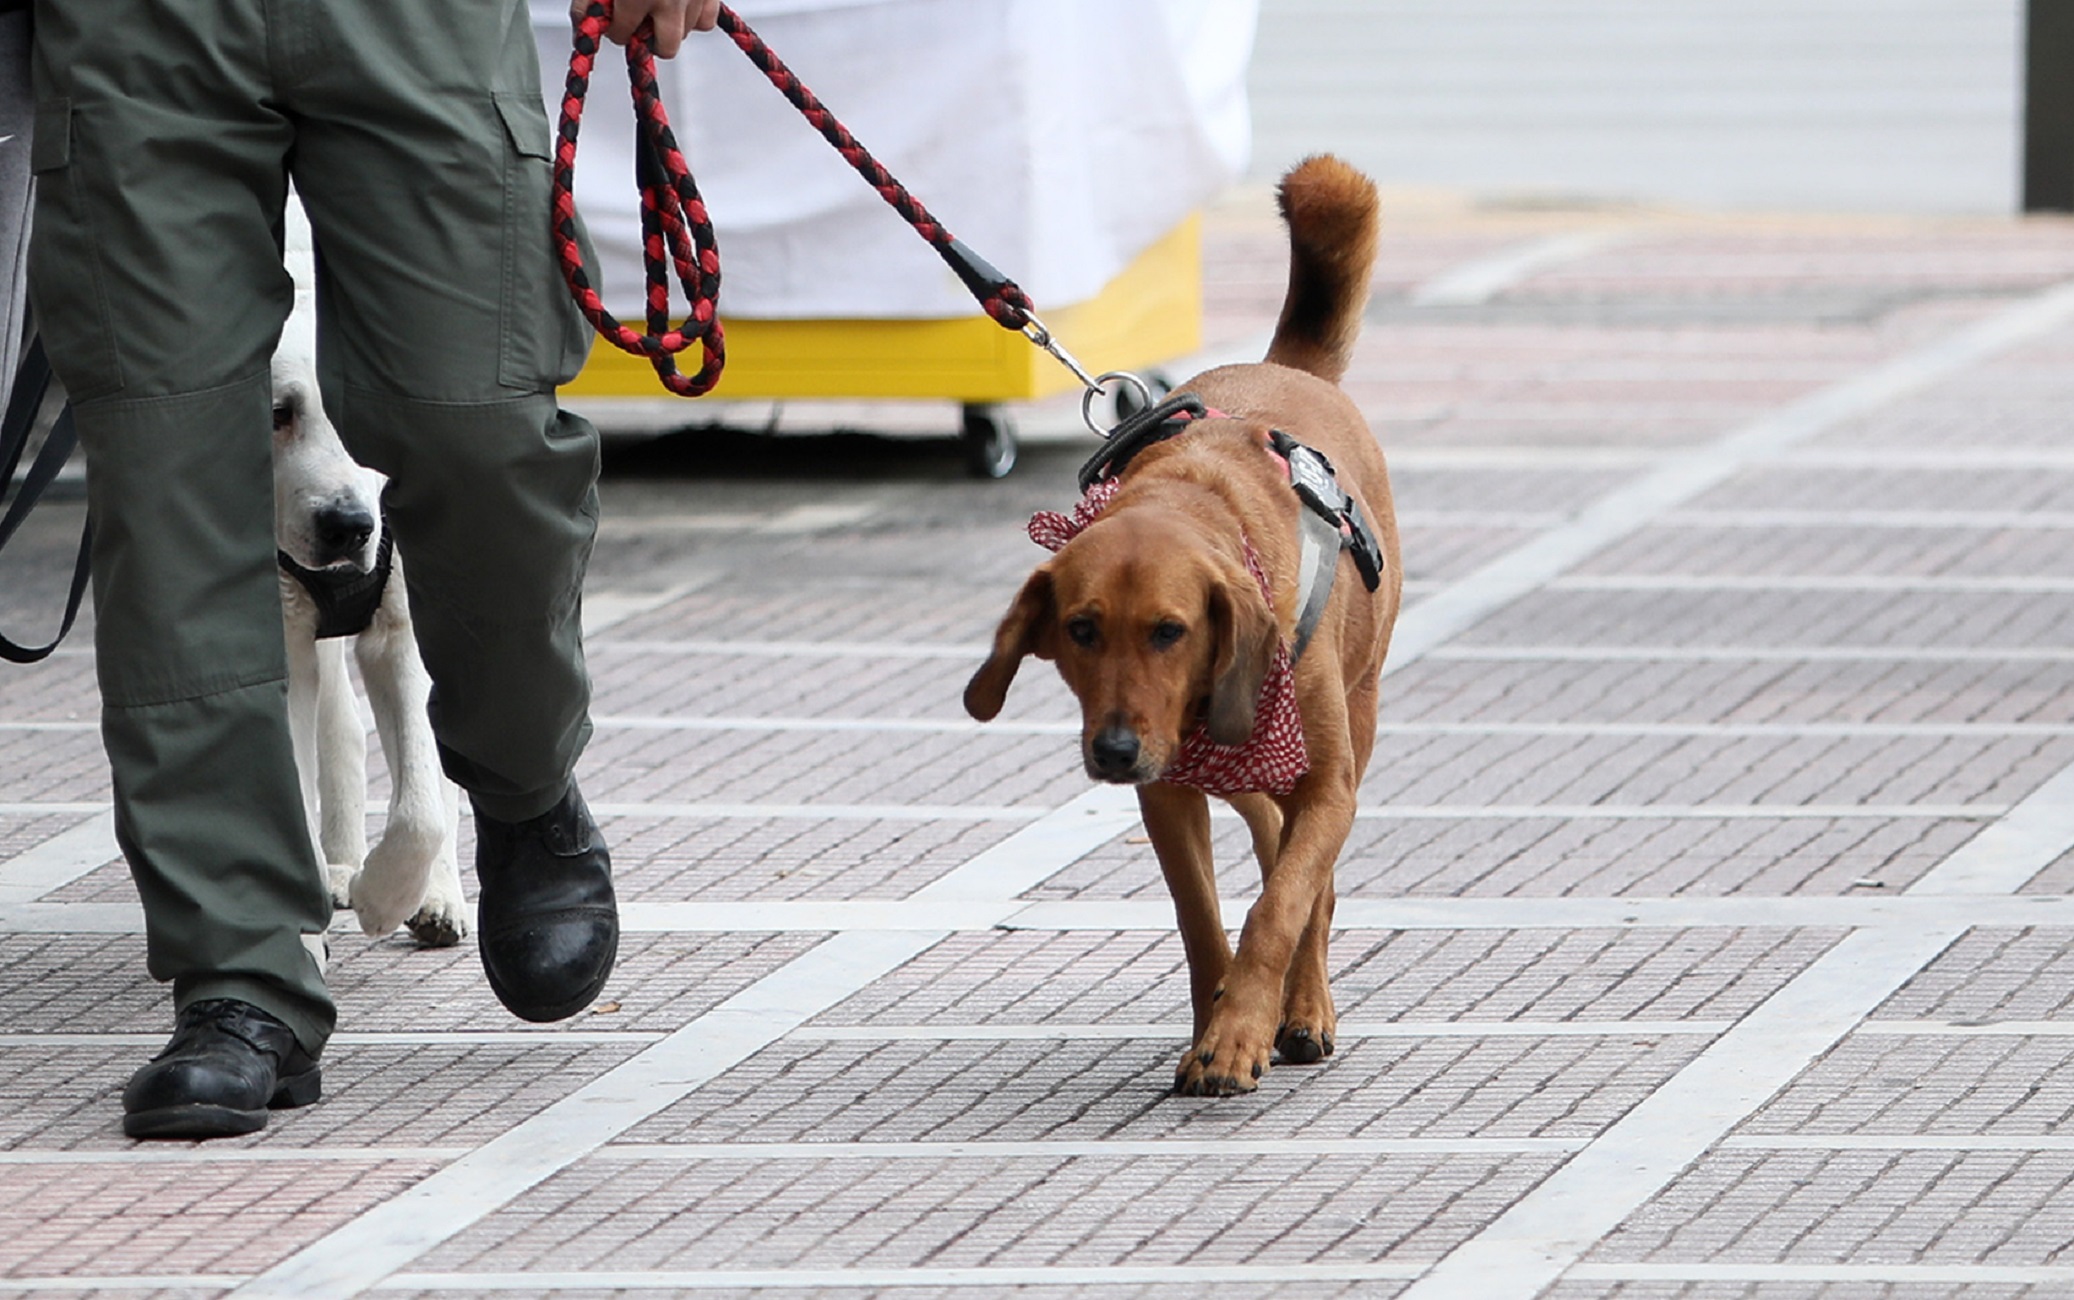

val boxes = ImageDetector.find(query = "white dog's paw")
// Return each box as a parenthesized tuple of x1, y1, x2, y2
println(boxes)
(350, 832, 437, 937)
(405, 871, 468, 949)
(326, 863, 358, 911)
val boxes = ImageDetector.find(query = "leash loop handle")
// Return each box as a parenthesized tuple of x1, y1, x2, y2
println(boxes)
(555, 0, 726, 396)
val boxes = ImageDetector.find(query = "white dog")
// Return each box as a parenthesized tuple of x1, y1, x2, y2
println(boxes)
(274, 200, 466, 947)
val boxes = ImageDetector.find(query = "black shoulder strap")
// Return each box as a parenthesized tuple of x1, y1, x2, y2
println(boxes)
(0, 332, 92, 664)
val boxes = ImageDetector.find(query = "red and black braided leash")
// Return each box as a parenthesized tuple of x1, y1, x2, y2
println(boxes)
(554, 1, 1037, 398)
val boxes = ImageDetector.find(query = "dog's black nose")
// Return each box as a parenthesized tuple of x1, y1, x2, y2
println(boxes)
(1089, 726, 1141, 779)
(313, 502, 376, 565)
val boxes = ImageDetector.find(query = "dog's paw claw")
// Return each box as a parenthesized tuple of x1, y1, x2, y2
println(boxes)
(1275, 1024, 1334, 1065)
(1174, 1026, 1271, 1098)
(404, 906, 465, 948)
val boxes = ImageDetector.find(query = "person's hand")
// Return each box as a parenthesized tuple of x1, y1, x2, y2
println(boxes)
(576, 0, 720, 59)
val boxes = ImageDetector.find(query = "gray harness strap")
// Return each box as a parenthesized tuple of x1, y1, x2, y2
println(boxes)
(1274, 431, 1386, 663)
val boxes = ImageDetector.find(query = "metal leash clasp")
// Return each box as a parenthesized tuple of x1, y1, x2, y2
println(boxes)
(1020, 312, 1153, 437)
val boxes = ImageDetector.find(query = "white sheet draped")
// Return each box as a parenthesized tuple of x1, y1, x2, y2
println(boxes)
(530, 0, 1256, 319)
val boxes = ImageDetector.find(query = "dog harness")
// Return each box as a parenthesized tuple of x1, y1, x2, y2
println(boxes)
(1062, 391, 1385, 662)
(1027, 393, 1387, 797)
(277, 525, 394, 641)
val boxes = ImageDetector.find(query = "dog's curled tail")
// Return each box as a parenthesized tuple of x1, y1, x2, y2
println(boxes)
(1264, 154, 1381, 385)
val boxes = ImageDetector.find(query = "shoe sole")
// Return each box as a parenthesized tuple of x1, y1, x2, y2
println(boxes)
(123, 1065, 322, 1140)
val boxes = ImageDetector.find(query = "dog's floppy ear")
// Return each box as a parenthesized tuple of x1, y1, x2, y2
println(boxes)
(965, 567, 1057, 721)
(1206, 559, 1277, 746)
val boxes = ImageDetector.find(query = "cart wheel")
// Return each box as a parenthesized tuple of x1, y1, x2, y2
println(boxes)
(1112, 370, 1174, 423)
(962, 404, 1018, 479)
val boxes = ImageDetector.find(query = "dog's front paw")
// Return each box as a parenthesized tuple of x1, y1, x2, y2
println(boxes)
(1174, 1003, 1276, 1097)
(326, 863, 357, 911)
(404, 873, 468, 948)
(1276, 986, 1338, 1065)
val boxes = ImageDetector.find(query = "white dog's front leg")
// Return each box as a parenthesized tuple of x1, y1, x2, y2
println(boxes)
(281, 587, 356, 909)
(352, 570, 463, 943)
(315, 636, 368, 871)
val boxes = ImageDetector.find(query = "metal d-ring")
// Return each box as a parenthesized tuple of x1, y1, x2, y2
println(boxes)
(1081, 371, 1153, 437)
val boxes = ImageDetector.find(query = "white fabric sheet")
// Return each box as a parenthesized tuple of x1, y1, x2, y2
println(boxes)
(530, 0, 1255, 319)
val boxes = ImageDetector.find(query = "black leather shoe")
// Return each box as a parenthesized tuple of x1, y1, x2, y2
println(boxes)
(122, 999, 322, 1140)
(474, 783, 618, 1023)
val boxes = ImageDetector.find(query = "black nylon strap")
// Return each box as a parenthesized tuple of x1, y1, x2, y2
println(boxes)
(0, 333, 92, 665)
(1076, 391, 1210, 491)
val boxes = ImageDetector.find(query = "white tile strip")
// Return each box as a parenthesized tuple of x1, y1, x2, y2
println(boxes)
(227, 788, 1136, 1300)
(0, 1148, 474, 1165)
(229, 929, 944, 1300)
(23, 1017, 2074, 1055)
(374, 1265, 1433, 1290)
(591, 1137, 1583, 1160)
(1552, 573, 2074, 593)
(1718, 1133, 2074, 1152)
(1664, 508, 2074, 530)
(19, 888, 2074, 938)
(1567, 1263, 2074, 1285)
(1000, 894, 2074, 935)
(1429, 644, 2074, 663)
(0, 812, 116, 905)
(588, 801, 1047, 821)
(1408, 924, 1968, 1300)
(1404, 761, 2074, 1299)
(593, 716, 2074, 740)
(1406, 230, 1628, 307)
(785, 1019, 1731, 1042)
(595, 714, 1078, 736)
(588, 637, 982, 659)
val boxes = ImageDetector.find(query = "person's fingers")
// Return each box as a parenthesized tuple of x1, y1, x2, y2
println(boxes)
(646, 0, 690, 57)
(579, 0, 707, 54)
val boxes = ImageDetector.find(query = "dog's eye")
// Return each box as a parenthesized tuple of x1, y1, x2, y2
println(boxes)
(1149, 620, 1186, 649)
(272, 404, 294, 431)
(1065, 616, 1098, 648)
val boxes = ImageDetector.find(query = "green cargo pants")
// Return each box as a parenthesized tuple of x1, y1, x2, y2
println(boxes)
(28, 0, 602, 1053)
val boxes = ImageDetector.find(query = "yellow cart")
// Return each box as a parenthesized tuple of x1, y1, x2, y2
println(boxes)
(560, 215, 1203, 476)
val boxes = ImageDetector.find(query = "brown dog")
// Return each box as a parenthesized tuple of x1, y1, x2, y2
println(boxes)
(965, 155, 1400, 1096)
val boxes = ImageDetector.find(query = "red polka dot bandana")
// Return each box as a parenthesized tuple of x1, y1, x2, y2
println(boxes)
(1026, 485, 1310, 796)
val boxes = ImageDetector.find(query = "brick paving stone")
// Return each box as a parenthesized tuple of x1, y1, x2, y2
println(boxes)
(1586, 1149, 2074, 1266)
(0, 731, 107, 802)
(1740, 1034, 2074, 1136)
(0, 1160, 445, 1279)
(618, 1033, 1706, 1144)
(1354, 732, 2074, 809)
(1, 1041, 645, 1152)
(1040, 815, 1983, 899)
(1588, 527, 2074, 580)
(580, 725, 1084, 810)
(1386, 658, 2074, 727)
(0, 930, 822, 1037)
(589, 646, 1045, 726)
(604, 815, 1027, 902)
(1702, 467, 2074, 515)
(416, 1151, 1565, 1274)
(1463, 590, 2074, 651)
(804, 928, 1836, 1028)
(1873, 930, 2074, 1022)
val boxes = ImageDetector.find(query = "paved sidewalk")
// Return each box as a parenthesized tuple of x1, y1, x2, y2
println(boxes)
(8, 195, 2074, 1298)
